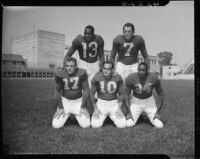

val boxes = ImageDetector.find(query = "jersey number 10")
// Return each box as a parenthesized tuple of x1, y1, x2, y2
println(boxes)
(100, 81, 117, 94)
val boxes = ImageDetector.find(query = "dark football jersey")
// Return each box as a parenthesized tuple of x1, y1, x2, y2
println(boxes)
(67, 34, 104, 63)
(111, 34, 147, 65)
(55, 68, 88, 100)
(126, 72, 160, 99)
(90, 72, 124, 102)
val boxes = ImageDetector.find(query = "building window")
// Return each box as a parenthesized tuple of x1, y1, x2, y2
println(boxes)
(3, 61, 6, 64)
(13, 61, 16, 65)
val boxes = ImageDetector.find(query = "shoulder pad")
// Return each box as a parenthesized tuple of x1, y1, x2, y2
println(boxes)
(74, 34, 83, 43)
(92, 72, 102, 82)
(113, 73, 123, 82)
(54, 70, 64, 78)
(77, 68, 87, 77)
(135, 34, 144, 41)
(113, 35, 123, 42)
(126, 73, 139, 84)
(147, 72, 158, 84)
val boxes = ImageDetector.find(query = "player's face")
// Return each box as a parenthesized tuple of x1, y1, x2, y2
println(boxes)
(64, 61, 76, 75)
(123, 26, 134, 40)
(84, 28, 94, 42)
(102, 63, 112, 77)
(138, 65, 147, 77)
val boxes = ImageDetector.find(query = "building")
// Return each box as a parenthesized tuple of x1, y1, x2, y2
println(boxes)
(161, 59, 194, 80)
(1, 54, 27, 72)
(162, 65, 182, 79)
(11, 30, 65, 69)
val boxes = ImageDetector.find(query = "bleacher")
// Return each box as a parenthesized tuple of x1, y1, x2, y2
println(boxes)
(2, 69, 55, 79)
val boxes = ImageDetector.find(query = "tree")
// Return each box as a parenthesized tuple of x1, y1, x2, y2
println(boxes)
(157, 51, 173, 66)
(157, 51, 173, 76)
(49, 63, 55, 70)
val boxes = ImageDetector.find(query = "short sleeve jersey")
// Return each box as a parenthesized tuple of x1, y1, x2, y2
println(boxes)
(91, 72, 124, 101)
(126, 72, 159, 99)
(112, 34, 146, 65)
(55, 68, 88, 100)
(71, 34, 104, 63)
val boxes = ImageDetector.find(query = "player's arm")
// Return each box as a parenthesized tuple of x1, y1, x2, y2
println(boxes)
(117, 78, 125, 110)
(110, 39, 118, 66)
(154, 79, 165, 113)
(54, 76, 63, 110)
(63, 38, 78, 66)
(81, 73, 90, 109)
(90, 77, 102, 118)
(115, 78, 125, 119)
(90, 78, 98, 110)
(99, 37, 105, 69)
(124, 77, 132, 109)
(139, 36, 150, 70)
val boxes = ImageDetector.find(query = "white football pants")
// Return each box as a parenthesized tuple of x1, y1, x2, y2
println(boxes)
(91, 99, 126, 128)
(115, 62, 138, 83)
(52, 96, 90, 128)
(130, 95, 163, 128)
(78, 60, 99, 87)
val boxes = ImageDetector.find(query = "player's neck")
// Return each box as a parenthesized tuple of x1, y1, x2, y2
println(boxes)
(103, 74, 112, 80)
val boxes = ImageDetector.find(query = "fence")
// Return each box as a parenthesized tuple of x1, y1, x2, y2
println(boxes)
(2, 70, 54, 79)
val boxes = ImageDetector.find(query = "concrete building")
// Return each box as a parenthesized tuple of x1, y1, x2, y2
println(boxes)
(11, 30, 65, 69)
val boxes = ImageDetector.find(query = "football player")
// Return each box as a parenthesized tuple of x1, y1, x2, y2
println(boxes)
(52, 57, 90, 128)
(64, 25, 105, 85)
(90, 61, 127, 128)
(110, 22, 150, 82)
(125, 62, 164, 128)
(110, 22, 150, 121)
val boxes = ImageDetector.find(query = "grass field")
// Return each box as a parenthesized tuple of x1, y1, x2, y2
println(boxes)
(2, 79, 194, 158)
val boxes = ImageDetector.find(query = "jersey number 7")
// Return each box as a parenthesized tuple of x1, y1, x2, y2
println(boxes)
(123, 42, 134, 56)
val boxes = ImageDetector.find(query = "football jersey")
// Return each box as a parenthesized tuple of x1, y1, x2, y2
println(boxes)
(55, 68, 88, 100)
(111, 34, 147, 65)
(126, 72, 160, 99)
(67, 34, 104, 63)
(90, 72, 124, 103)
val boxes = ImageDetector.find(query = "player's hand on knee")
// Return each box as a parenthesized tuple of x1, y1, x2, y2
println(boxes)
(126, 118, 134, 127)
(79, 108, 90, 118)
(93, 108, 102, 119)
(53, 107, 64, 118)
(153, 112, 161, 120)
(115, 109, 124, 119)
(126, 111, 133, 120)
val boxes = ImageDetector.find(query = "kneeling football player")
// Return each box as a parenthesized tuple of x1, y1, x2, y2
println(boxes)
(125, 62, 164, 128)
(90, 61, 127, 128)
(52, 57, 90, 128)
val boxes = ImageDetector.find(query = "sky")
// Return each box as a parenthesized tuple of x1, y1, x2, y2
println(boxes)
(2, 1, 194, 67)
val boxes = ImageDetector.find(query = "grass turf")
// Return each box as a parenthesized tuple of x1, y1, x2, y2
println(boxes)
(2, 79, 194, 157)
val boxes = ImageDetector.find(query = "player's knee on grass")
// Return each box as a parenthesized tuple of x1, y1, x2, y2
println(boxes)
(91, 118, 104, 128)
(152, 118, 164, 128)
(114, 118, 127, 128)
(126, 118, 135, 127)
(76, 114, 91, 128)
(52, 114, 68, 129)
